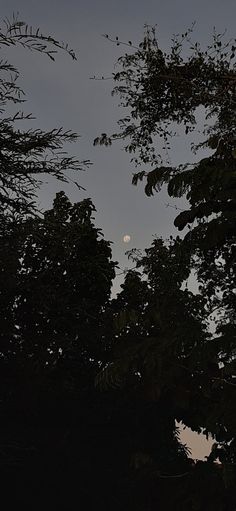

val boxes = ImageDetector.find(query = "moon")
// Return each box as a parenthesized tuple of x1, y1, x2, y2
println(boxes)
(123, 234, 131, 243)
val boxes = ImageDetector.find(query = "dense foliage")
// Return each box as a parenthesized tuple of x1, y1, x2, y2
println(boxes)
(94, 26, 236, 508)
(0, 192, 120, 507)
(0, 191, 115, 378)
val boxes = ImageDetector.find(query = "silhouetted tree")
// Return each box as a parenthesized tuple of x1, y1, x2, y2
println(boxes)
(0, 191, 116, 389)
(0, 192, 118, 507)
(95, 25, 236, 507)
(0, 14, 89, 216)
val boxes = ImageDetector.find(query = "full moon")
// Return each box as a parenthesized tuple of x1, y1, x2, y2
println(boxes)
(123, 234, 131, 243)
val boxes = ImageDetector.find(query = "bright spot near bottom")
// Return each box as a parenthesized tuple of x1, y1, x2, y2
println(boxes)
(123, 235, 131, 243)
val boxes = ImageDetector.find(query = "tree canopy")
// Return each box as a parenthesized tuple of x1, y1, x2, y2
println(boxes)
(0, 14, 89, 217)
(94, 25, 236, 506)
(95, 25, 236, 246)
(0, 191, 115, 380)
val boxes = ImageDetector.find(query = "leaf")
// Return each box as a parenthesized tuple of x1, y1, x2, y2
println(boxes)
(145, 166, 172, 196)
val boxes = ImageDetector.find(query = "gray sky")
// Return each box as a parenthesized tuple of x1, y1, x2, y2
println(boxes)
(1, 0, 235, 458)
(2, 0, 235, 293)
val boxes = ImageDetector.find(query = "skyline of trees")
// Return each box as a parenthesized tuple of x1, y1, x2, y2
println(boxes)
(0, 15, 235, 509)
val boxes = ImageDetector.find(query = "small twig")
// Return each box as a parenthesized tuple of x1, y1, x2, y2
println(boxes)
(115, 265, 137, 276)
(165, 202, 185, 211)
(90, 75, 113, 81)
(102, 34, 139, 51)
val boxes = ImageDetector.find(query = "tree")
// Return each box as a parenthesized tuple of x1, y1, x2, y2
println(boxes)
(0, 17, 121, 506)
(0, 14, 89, 216)
(0, 192, 121, 507)
(95, 26, 236, 505)
(95, 25, 236, 255)
(0, 191, 116, 386)
(96, 242, 233, 510)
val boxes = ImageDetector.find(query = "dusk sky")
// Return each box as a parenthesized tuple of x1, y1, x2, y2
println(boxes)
(2, 0, 235, 294)
(2, 0, 235, 459)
